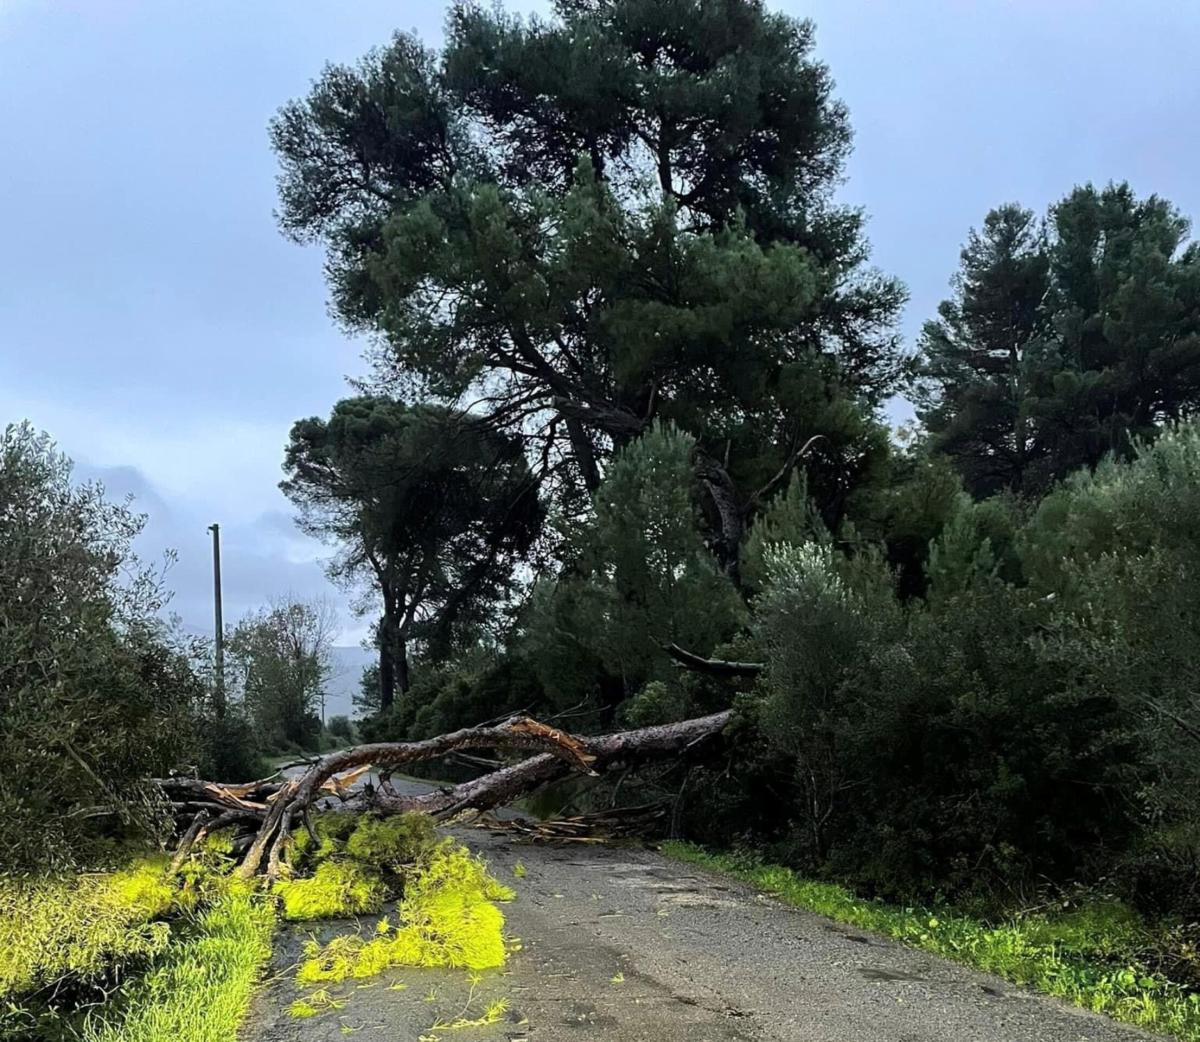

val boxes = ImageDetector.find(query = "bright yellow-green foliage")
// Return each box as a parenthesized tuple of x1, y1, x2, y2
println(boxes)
(277, 813, 441, 922)
(291, 813, 358, 863)
(0, 855, 177, 1000)
(298, 840, 514, 983)
(432, 996, 510, 1030)
(200, 828, 237, 858)
(82, 880, 274, 1042)
(275, 860, 388, 921)
(2, 813, 510, 1042)
(665, 843, 1200, 1041)
(287, 987, 346, 1018)
(343, 813, 436, 867)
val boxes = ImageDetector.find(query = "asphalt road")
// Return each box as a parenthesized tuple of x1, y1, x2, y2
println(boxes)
(245, 825, 1163, 1042)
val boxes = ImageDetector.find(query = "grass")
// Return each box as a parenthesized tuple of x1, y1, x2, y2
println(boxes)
(296, 840, 515, 983)
(81, 881, 275, 1042)
(0, 851, 274, 1042)
(0, 854, 186, 1039)
(0, 855, 180, 1002)
(664, 842, 1200, 1041)
(1, 812, 513, 1040)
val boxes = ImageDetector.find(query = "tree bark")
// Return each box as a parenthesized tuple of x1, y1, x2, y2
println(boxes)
(164, 710, 732, 879)
(663, 643, 763, 677)
(395, 638, 411, 697)
(378, 597, 398, 710)
(693, 450, 745, 581)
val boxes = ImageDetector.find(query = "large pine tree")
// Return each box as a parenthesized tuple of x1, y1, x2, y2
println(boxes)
(270, 0, 907, 574)
(920, 183, 1200, 498)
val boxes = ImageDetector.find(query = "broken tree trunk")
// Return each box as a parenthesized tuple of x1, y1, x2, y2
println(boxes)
(351, 710, 733, 820)
(161, 710, 731, 880)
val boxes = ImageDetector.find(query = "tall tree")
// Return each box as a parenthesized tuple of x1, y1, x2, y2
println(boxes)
(281, 398, 543, 710)
(920, 183, 1200, 497)
(917, 204, 1050, 497)
(270, 0, 907, 575)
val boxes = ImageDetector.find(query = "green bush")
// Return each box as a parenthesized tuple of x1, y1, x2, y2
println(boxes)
(0, 856, 178, 1003)
(700, 430, 1200, 908)
(194, 708, 266, 784)
(0, 424, 212, 872)
(326, 715, 353, 742)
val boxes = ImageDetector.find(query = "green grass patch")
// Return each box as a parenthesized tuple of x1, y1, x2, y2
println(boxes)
(81, 881, 274, 1042)
(297, 840, 515, 983)
(663, 842, 1200, 1040)
(1, 851, 275, 1042)
(0, 855, 179, 1003)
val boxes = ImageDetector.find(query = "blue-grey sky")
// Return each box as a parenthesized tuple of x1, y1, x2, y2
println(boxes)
(2, 0, 1198, 649)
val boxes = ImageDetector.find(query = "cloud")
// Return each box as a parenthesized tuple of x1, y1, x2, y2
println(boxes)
(0, 397, 368, 644)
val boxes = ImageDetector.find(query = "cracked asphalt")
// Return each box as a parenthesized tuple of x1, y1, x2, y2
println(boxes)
(244, 824, 1164, 1042)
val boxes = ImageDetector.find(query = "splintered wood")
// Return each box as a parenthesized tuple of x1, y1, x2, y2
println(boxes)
(470, 803, 670, 843)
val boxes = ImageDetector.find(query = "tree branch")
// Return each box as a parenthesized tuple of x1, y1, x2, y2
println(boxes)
(663, 643, 764, 678)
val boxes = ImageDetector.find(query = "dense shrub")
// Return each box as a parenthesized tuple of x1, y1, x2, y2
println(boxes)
(0, 424, 214, 871)
(326, 715, 354, 742)
(685, 424, 1200, 915)
(194, 708, 267, 784)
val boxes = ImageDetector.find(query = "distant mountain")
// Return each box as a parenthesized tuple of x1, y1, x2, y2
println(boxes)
(321, 645, 376, 721)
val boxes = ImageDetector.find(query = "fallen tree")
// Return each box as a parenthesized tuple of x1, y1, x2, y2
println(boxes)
(159, 710, 732, 878)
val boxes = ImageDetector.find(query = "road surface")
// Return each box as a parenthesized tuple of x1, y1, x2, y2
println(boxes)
(245, 825, 1161, 1042)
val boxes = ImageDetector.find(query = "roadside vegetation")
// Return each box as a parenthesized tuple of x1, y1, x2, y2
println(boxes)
(5, 1, 1200, 1039)
(667, 843, 1200, 1041)
(0, 814, 514, 1041)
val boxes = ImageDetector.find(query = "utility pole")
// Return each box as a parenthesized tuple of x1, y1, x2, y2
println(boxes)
(208, 523, 226, 718)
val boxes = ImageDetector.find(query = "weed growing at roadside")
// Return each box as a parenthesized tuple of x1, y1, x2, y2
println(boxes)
(81, 880, 274, 1042)
(664, 842, 1200, 1041)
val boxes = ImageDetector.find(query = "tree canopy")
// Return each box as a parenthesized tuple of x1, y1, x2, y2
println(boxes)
(919, 182, 1200, 498)
(271, 0, 908, 573)
(281, 397, 543, 707)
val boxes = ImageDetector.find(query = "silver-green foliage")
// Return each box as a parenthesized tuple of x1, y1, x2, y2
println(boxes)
(526, 424, 744, 713)
(0, 423, 204, 871)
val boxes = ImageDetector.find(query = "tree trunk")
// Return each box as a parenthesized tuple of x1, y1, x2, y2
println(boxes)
(378, 595, 399, 711)
(377, 624, 395, 712)
(162, 710, 732, 879)
(396, 638, 411, 696)
(693, 450, 745, 582)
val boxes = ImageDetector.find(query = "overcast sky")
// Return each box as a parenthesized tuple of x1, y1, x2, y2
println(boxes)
(2, 0, 1197, 648)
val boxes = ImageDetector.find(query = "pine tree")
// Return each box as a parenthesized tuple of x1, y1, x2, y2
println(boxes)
(917, 204, 1049, 496)
(920, 184, 1200, 498)
(270, 0, 907, 571)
